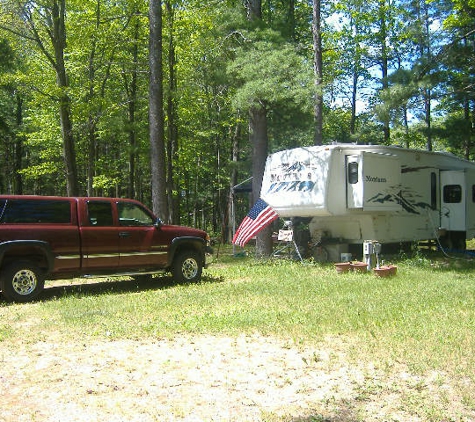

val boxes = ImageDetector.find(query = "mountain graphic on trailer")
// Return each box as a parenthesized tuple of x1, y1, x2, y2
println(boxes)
(266, 161, 317, 194)
(367, 189, 431, 214)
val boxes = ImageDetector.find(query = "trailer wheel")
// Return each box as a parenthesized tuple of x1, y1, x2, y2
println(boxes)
(172, 250, 203, 283)
(0, 261, 45, 302)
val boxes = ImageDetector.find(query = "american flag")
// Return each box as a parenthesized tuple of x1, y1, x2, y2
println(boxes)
(233, 198, 278, 247)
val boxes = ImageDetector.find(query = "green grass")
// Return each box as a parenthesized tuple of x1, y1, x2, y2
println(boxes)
(1, 249, 475, 381)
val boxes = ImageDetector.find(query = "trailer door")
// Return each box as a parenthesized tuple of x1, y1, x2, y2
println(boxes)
(440, 171, 466, 231)
(346, 152, 401, 211)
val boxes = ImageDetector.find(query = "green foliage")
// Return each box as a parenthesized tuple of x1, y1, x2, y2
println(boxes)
(443, 0, 475, 29)
(0, 0, 473, 228)
(227, 29, 312, 111)
(0, 39, 14, 72)
(323, 108, 354, 143)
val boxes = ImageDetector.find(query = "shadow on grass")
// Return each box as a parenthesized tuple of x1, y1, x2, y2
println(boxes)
(289, 402, 358, 421)
(0, 274, 225, 304)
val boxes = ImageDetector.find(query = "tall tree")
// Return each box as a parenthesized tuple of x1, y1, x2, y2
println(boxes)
(246, 0, 273, 257)
(312, 0, 323, 145)
(1, 0, 79, 195)
(375, 0, 391, 144)
(228, 2, 312, 254)
(0, 37, 23, 194)
(149, 0, 168, 220)
(124, 19, 141, 199)
(441, 0, 475, 158)
(165, 0, 179, 223)
(78, 0, 117, 196)
(411, 0, 435, 151)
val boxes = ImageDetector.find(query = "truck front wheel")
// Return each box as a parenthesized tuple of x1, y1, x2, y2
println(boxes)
(172, 251, 202, 283)
(0, 261, 45, 302)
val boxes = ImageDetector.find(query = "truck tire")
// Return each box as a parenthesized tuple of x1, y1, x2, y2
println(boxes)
(172, 250, 202, 283)
(0, 261, 45, 303)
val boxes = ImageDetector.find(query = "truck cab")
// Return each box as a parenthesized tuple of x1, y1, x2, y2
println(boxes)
(0, 196, 213, 302)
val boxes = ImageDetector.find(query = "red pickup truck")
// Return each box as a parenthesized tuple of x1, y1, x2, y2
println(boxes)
(0, 195, 213, 302)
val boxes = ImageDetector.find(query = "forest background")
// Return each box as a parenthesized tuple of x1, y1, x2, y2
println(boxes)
(0, 0, 473, 245)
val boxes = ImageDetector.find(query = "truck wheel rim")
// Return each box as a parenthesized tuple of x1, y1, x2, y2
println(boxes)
(12, 269, 37, 296)
(182, 258, 198, 279)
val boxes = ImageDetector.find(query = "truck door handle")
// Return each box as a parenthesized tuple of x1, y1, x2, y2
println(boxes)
(119, 232, 130, 238)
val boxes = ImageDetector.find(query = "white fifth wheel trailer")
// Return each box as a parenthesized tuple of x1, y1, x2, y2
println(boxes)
(260, 144, 475, 260)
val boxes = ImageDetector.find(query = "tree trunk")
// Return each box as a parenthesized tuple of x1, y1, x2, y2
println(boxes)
(58, 96, 78, 196)
(250, 105, 272, 257)
(127, 22, 140, 199)
(86, 0, 116, 197)
(149, 0, 168, 220)
(228, 123, 240, 243)
(87, 116, 96, 196)
(86, 44, 97, 196)
(287, 0, 296, 41)
(166, 0, 179, 224)
(379, 0, 390, 144)
(246, 0, 262, 20)
(424, 88, 432, 151)
(52, 0, 79, 196)
(350, 17, 360, 138)
(423, 2, 432, 151)
(14, 94, 23, 195)
(403, 103, 410, 149)
(471, 100, 475, 160)
(312, 0, 323, 145)
(463, 36, 473, 160)
(351, 71, 358, 136)
(127, 62, 138, 199)
(86, 0, 99, 197)
(462, 97, 471, 159)
(246, 0, 272, 256)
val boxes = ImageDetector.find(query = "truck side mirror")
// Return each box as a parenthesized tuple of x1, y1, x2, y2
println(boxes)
(154, 218, 163, 228)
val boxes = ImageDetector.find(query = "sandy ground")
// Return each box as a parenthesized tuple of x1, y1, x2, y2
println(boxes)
(1, 331, 473, 422)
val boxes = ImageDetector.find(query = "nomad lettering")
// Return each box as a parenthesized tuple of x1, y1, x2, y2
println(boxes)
(365, 175, 387, 183)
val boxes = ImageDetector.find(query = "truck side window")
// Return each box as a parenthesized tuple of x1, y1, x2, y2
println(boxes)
(0, 199, 70, 223)
(443, 185, 462, 203)
(87, 201, 113, 226)
(117, 202, 154, 226)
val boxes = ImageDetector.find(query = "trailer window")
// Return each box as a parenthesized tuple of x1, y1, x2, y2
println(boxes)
(348, 162, 359, 184)
(443, 185, 462, 203)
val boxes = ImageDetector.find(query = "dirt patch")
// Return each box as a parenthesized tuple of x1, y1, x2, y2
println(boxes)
(0, 334, 472, 421)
